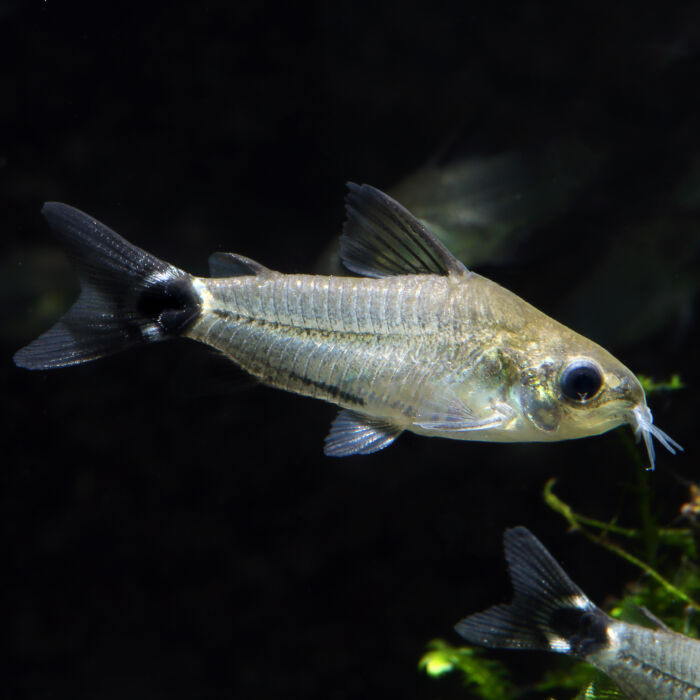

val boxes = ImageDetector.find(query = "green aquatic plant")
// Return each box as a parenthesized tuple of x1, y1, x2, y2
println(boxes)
(419, 640, 514, 699)
(576, 677, 624, 699)
(544, 478, 699, 612)
(419, 639, 620, 699)
(537, 664, 618, 698)
(637, 372, 685, 393)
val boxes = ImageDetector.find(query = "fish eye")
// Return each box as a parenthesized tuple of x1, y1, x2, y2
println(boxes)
(559, 360, 603, 402)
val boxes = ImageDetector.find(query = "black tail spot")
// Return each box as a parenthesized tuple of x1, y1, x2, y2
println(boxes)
(137, 275, 200, 336)
(549, 607, 609, 657)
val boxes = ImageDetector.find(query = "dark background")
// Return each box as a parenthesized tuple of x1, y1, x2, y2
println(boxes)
(3, 2, 699, 698)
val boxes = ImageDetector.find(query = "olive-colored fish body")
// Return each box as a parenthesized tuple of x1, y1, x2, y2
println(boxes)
(456, 527, 700, 699)
(13, 184, 679, 462)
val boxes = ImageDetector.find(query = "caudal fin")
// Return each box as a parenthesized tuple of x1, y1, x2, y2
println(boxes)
(455, 527, 610, 658)
(14, 202, 200, 369)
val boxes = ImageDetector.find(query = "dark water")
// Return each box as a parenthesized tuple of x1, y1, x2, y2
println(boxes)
(3, 3, 699, 698)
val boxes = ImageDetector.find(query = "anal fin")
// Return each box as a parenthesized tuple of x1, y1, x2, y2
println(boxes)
(324, 409, 401, 457)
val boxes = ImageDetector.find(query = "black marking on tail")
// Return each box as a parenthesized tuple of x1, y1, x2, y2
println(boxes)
(455, 527, 609, 658)
(549, 607, 609, 657)
(136, 275, 199, 336)
(14, 202, 200, 369)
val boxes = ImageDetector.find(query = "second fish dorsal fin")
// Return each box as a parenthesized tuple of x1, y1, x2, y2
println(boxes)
(340, 182, 469, 278)
(633, 605, 673, 632)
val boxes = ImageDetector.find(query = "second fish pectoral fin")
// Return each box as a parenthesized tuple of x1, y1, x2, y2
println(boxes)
(324, 409, 402, 457)
(414, 399, 513, 433)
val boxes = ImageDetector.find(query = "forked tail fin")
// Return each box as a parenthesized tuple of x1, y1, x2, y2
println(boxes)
(14, 202, 200, 369)
(455, 527, 610, 658)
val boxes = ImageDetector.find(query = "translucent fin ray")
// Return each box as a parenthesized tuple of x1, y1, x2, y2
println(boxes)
(324, 408, 401, 457)
(208, 252, 271, 277)
(340, 183, 469, 278)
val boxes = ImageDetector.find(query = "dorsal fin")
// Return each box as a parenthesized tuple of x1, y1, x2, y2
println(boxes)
(340, 183, 470, 278)
(632, 605, 673, 632)
(208, 252, 271, 277)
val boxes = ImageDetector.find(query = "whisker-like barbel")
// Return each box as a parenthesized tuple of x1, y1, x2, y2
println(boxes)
(633, 405, 683, 470)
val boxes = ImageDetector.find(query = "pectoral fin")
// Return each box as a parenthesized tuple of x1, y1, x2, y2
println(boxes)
(324, 409, 402, 457)
(414, 393, 512, 433)
(340, 183, 470, 278)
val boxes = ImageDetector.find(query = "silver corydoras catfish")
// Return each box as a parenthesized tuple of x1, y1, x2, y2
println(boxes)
(456, 527, 700, 700)
(14, 184, 679, 464)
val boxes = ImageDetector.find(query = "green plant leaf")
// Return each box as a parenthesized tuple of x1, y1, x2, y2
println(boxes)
(419, 640, 514, 699)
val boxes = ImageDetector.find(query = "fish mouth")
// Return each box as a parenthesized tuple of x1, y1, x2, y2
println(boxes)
(631, 404, 683, 470)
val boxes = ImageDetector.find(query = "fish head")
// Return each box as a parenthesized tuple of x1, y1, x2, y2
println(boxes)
(518, 343, 681, 469)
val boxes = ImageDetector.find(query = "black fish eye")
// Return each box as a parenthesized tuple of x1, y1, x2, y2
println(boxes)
(560, 361, 603, 402)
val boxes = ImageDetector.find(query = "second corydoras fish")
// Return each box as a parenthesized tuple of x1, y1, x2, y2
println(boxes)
(456, 527, 700, 699)
(14, 184, 680, 465)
